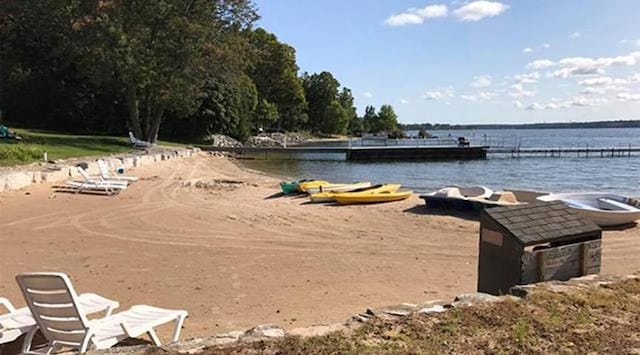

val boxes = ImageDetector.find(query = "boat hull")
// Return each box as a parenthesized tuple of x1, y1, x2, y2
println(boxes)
(537, 192, 640, 227)
(310, 184, 401, 203)
(304, 182, 372, 195)
(334, 190, 412, 205)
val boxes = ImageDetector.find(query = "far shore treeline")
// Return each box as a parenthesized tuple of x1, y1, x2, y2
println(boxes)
(0, 0, 399, 143)
(401, 120, 640, 131)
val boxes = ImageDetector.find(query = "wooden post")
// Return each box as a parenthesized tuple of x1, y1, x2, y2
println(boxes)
(580, 243, 588, 275)
(537, 251, 546, 282)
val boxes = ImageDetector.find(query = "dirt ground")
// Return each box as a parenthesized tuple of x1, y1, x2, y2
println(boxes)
(1, 154, 638, 340)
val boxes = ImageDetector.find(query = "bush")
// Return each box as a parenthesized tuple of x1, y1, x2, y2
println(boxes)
(0, 143, 44, 162)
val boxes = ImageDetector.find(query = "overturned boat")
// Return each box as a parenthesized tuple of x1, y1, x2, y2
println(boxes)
(537, 193, 640, 227)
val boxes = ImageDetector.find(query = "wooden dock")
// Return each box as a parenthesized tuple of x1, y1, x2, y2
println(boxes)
(489, 146, 640, 158)
(198, 145, 488, 161)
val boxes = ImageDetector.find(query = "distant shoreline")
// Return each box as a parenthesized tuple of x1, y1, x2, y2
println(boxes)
(401, 120, 640, 131)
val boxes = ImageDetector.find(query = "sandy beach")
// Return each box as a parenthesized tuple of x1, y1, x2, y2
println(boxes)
(1, 153, 638, 339)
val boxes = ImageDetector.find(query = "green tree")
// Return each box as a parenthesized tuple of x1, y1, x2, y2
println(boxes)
(82, 0, 258, 143)
(301, 71, 342, 134)
(376, 105, 399, 133)
(362, 105, 377, 133)
(254, 99, 279, 130)
(248, 28, 307, 131)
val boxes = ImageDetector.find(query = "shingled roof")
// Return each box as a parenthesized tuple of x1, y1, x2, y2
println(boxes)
(481, 201, 601, 246)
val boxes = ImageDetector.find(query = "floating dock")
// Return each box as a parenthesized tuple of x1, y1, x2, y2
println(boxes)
(199, 145, 488, 161)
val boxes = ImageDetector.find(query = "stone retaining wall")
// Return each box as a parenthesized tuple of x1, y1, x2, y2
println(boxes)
(0, 147, 200, 193)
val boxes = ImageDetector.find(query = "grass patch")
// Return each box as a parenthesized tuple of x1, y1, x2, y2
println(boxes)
(0, 129, 188, 167)
(201, 278, 640, 354)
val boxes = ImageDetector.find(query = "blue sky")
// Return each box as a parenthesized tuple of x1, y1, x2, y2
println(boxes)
(253, 0, 640, 124)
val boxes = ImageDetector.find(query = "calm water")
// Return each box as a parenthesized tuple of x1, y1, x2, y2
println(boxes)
(241, 128, 640, 196)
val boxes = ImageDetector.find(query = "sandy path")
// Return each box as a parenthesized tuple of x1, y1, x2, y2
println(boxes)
(0, 154, 638, 339)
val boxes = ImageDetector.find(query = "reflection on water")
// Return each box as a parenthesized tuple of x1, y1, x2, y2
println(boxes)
(239, 128, 640, 196)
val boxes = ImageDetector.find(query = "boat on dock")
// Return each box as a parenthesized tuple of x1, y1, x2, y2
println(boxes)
(537, 193, 640, 227)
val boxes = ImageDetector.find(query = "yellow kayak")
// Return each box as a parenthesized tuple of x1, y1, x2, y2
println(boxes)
(334, 189, 413, 205)
(309, 184, 401, 203)
(297, 180, 329, 192)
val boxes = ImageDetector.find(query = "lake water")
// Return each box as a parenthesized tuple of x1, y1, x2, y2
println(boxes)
(241, 128, 640, 196)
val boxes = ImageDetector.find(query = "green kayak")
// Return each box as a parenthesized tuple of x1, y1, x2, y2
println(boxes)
(280, 179, 311, 194)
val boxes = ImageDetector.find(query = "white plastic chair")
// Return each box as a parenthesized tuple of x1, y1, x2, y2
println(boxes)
(65, 167, 128, 195)
(97, 160, 138, 182)
(16, 273, 187, 354)
(0, 294, 118, 346)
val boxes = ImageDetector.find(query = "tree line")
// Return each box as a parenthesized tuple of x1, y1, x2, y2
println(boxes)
(401, 120, 640, 131)
(0, 0, 398, 143)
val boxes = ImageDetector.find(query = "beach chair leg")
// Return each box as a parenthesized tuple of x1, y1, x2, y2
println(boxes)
(171, 314, 187, 343)
(147, 328, 162, 346)
(21, 326, 37, 353)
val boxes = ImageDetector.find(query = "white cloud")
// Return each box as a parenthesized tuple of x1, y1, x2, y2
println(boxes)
(514, 72, 540, 84)
(385, 4, 448, 26)
(400, 98, 409, 104)
(578, 77, 613, 87)
(617, 92, 640, 101)
(508, 83, 536, 98)
(527, 51, 640, 78)
(453, 1, 509, 22)
(362, 92, 373, 99)
(523, 47, 533, 53)
(513, 100, 523, 108)
(470, 75, 492, 87)
(416, 4, 449, 18)
(526, 59, 555, 70)
(523, 96, 608, 110)
(461, 91, 498, 102)
(569, 32, 581, 39)
(424, 86, 455, 100)
(579, 87, 606, 95)
(542, 43, 551, 49)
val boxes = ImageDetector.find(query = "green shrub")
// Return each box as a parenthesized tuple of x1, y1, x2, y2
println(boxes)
(0, 144, 44, 162)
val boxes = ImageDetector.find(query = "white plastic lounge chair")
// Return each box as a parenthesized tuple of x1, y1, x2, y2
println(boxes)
(77, 167, 128, 186)
(97, 160, 138, 182)
(65, 167, 128, 195)
(1, 294, 118, 346)
(16, 273, 187, 354)
(128, 132, 152, 149)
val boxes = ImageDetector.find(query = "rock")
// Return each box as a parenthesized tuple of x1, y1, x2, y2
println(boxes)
(510, 284, 538, 298)
(418, 305, 447, 314)
(382, 303, 419, 317)
(288, 323, 345, 337)
(245, 136, 282, 148)
(4, 171, 33, 190)
(452, 293, 501, 308)
(240, 324, 285, 342)
(206, 134, 242, 148)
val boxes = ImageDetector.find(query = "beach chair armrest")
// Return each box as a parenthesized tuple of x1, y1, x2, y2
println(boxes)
(119, 320, 140, 338)
(0, 297, 17, 313)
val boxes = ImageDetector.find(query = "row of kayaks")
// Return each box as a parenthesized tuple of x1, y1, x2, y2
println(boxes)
(279, 180, 413, 205)
(421, 185, 640, 227)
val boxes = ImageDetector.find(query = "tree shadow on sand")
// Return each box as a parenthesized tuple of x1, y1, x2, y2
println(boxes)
(403, 204, 480, 222)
